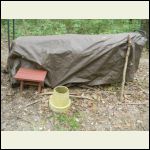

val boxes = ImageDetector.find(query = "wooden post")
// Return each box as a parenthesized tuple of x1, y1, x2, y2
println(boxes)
(120, 35, 131, 101)
(38, 82, 42, 93)
(20, 80, 24, 95)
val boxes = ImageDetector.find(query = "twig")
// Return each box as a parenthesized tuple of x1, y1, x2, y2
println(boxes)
(24, 99, 43, 108)
(38, 92, 53, 95)
(16, 116, 33, 124)
(125, 102, 149, 105)
(120, 35, 131, 101)
(117, 102, 149, 105)
(103, 90, 117, 94)
(39, 92, 77, 96)
(78, 85, 94, 90)
(25, 92, 95, 108)
(69, 95, 93, 100)
(136, 83, 149, 95)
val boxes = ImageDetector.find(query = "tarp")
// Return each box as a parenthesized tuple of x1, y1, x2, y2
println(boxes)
(7, 32, 147, 88)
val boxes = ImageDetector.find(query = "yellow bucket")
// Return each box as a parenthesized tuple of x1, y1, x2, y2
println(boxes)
(49, 86, 71, 113)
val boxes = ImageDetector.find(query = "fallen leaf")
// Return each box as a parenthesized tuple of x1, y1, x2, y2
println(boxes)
(92, 93, 98, 100)
(88, 101, 93, 107)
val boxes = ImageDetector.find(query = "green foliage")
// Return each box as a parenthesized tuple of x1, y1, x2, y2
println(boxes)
(52, 112, 80, 131)
(1, 19, 142, 38)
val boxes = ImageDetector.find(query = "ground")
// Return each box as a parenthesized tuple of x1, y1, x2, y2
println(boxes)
(1, 39, 149, 131)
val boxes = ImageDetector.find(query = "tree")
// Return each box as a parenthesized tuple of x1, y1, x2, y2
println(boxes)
(141, 20, 149, 49)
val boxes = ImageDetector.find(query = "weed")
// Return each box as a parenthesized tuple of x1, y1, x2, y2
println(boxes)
(50, 112, 81, 131)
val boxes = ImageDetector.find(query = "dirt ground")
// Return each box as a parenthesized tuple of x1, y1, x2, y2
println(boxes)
(1, 39, 149, 131)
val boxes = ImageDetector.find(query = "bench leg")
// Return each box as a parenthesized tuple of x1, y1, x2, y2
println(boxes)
(38, 82, 42, 93)
(42, 82, 44, 88)
(20, 80, 24, 95)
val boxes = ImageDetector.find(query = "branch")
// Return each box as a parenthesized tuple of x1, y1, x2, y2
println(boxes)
(120, 35, 131, 101)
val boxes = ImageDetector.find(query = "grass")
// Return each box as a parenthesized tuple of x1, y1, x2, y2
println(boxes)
(52, 112, 81, 131)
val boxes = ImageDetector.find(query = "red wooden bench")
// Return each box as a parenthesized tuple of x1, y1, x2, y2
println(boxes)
(14, 67, 47, 94)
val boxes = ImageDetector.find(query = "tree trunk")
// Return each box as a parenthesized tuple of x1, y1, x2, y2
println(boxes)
(141, 20, 149, 49)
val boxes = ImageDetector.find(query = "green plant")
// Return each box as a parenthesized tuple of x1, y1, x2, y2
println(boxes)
(52, 112, 80, 131)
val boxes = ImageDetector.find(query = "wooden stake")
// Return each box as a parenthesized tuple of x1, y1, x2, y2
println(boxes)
(120, 35, 131, 101)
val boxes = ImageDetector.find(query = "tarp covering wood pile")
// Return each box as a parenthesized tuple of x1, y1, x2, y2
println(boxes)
(8, 32, 147, 88)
